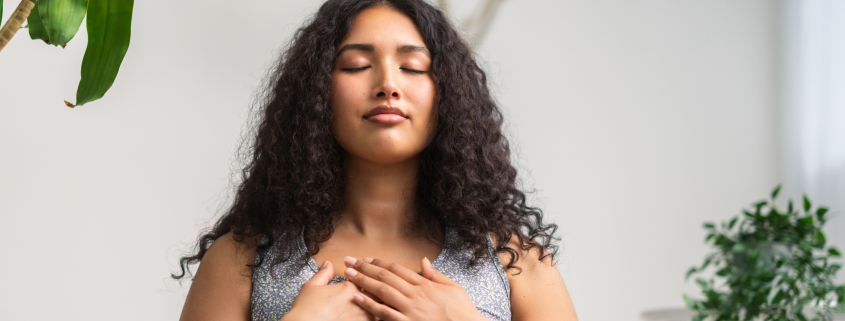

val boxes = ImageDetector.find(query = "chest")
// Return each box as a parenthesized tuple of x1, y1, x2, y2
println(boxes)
(250, 229, 513, 321)
(310, 232, 443, 278)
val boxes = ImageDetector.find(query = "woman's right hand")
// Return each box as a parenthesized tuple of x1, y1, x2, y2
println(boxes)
(281, 261, 375, 321)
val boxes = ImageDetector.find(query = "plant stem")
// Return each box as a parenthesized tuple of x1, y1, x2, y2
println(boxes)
(0, 0, 39, 53)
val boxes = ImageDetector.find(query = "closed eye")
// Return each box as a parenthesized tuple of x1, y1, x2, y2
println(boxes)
(402, 68, 426, 75)
(340, 66, 371, 73)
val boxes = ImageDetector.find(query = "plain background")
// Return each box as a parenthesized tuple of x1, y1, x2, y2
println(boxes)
(0, 0, 784, 320)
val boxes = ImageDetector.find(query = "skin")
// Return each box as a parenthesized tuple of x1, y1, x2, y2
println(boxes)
(179, 5, 577, 321)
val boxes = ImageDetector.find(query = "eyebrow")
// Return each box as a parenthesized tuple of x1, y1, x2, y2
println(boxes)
(336, 43, 431, 57)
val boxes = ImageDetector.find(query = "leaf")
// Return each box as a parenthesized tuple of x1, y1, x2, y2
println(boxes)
(818, 207, 828, 220)
(716, 267, 730, 276)
(814, 231, 826, 248)
(71, 0, 134, 107)
(767, 274, 784, 304)
(772, 184, 782, 199)
(804, 195, 812, 212)
(686, 267, 698, 280)
(829, 247, 841, 258)
(27, 3, 50, 43)
(703, 222, 715, 230)
(728, 217, 738, 230)
(731, 243, 748, 252)
(799, 216, 814, 230)
(682, 294, 697, 309)
(37, 0, 88, 46)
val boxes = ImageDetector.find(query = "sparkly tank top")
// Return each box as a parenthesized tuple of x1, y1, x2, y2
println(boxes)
(250, 227, 512, 321)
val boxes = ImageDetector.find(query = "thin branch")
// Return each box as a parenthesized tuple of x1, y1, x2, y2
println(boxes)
(0, 0, 38, 53)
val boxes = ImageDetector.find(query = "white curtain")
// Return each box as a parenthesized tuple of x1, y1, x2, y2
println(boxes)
(781, 0, 845, 245)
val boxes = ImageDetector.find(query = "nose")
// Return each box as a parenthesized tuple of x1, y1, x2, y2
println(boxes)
(372, 65, 401, 100)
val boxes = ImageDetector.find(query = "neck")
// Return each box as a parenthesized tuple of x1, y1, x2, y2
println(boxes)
(337, 155, 420, 239)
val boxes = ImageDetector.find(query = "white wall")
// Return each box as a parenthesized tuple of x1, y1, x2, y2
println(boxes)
(0, 0, 779, 320)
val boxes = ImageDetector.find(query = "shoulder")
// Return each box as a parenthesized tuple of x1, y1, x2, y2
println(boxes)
(489, 233, 578, 321)
(179, 232, 260, 321)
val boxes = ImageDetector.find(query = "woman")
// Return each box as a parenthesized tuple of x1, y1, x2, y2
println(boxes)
(175, 0, 577, 320)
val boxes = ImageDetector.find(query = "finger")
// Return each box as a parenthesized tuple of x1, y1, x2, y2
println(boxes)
(420, 257, 457, 285)
(364, 258, 424, 285)
(353, 293, 407, 321)
(345, 265, 409, 310)
(345, 256, 415, 295)
(304, 260, 334, 286)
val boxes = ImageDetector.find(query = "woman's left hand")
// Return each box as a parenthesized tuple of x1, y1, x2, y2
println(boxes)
(343, 256, 488, 321)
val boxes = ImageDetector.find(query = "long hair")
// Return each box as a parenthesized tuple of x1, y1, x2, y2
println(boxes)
(173, 0, 559, 280)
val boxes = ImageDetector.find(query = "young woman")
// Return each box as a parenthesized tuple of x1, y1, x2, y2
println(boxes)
(175, 0, 577, 320)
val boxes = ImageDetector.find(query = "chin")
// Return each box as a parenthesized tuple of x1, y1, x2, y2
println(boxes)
(362, 149, 420, 165)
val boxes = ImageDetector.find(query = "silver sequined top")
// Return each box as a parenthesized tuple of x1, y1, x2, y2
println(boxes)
(250, 227, 512, 320)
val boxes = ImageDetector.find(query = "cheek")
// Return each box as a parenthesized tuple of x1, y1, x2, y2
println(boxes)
(411, 80, 437, 133)
(330, 77, 360, 113)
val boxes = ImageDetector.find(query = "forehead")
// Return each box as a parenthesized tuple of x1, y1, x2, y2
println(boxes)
(339, 6, 428, 52)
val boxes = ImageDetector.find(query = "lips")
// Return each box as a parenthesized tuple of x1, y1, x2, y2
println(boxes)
(363, 105, 408, 119)
(363, 105, 408, 125)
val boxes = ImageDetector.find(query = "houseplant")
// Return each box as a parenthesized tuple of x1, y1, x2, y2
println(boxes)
(684, 185, 845, 321)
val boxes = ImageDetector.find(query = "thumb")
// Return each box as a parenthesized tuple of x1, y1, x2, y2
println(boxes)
(421, 257, 455, 285)
(305, 260, 335, 286)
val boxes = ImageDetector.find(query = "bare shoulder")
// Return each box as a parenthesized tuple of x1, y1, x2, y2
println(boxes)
(179, 232, 260, 321)
(489, 233, 578, 321)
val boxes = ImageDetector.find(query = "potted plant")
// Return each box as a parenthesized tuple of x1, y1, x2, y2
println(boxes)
(683, 185, 845, 320)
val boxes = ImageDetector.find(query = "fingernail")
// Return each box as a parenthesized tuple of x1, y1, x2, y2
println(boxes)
(321, 260, 328, 269)
(364, 257, 373, 263)
(354, 294, 364, 303)
(423, 257, 431, 267)
(344, 256, 357, 266)
(345, 267, 358, 277)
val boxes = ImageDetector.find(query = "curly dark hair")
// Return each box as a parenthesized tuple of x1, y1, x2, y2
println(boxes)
(173, 0, 559, 280)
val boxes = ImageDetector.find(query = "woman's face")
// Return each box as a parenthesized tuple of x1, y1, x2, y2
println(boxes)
(330, 6, 437, 165)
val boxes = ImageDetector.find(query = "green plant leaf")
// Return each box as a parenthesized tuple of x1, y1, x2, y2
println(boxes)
(686, 267, 698, 280)
(71, 0, 134, 107)
(804, 195, 812, 212)
(703, 222, 715, 230)
(818, 207, 828, 221)
(731, 243, 747, 252)
(695, 278, 708, 289)
(27, 4, 50, 43)
(728, 217, 738, 230)
(799, 216, 814, 230)
(829, 248, 841, 257)
(682, 294, 696, 309)
(814, 231, 826, 248)
(772, 184, 782, 199)
(716, 266, 730, 276)
(767, 274, 784, 304)
(37, 0, 88, 46)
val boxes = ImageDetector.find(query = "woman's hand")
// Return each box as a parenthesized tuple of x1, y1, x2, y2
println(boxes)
(282, 261, 375, 321)
(342, 256, 488, 321)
